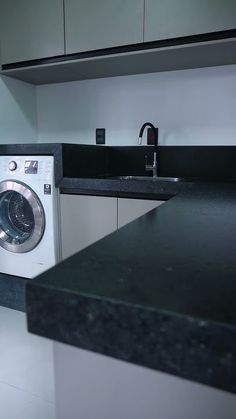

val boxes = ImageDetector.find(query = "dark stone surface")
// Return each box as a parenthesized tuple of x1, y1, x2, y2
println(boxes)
(158, 146, 236, 179)
(26, 183, 236, 393)
(0, 143, 187, 311)
(2, 144, 236, 190)
(59, 145, 236, 197)
(61, 144, 110, 178)
(2, 144, 236, 389)
(59, 176, 193, 199)
(0, 273, 26, 312)
(0, 175, 187, 311)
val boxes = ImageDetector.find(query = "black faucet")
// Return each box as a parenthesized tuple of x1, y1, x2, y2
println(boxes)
(138, 122, 158, 177)
(138, 122, 158, 147)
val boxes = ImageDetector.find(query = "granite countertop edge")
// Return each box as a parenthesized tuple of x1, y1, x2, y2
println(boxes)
(59, 176, 193, 199)
(26, 184, 236, 393)
(26, 278, 236, 394)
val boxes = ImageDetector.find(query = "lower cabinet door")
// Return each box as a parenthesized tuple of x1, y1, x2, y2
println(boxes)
(60, 195, 117, 260)
(118, 198, 164, 229)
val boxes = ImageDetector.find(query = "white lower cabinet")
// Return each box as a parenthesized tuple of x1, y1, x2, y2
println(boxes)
(54, 342, 236, 419)
(60, 195, 164, 259)
(60, 194, 117, 259)
(118, 198, 164, 229)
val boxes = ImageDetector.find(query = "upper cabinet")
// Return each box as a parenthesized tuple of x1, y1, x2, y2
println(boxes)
(64, 0, 144, 54)
(144, 0, 236, 42)
(0, 0, 64, 64)
(0, 0, 236, 83)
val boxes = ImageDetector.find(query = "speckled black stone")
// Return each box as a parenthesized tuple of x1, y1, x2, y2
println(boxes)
(2, 144, 236, 192)
(26, 183, 236, 394)
(0, 273, 26, 312)
(0, 143, 187, 310)
(59, 176, 194, 199)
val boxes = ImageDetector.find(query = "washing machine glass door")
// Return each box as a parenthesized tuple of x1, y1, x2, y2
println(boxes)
(0, 180, 45, 253)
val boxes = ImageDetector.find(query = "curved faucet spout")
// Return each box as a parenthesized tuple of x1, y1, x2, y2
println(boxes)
(138, 122, 159, 177)
(138, 122, 158, 147)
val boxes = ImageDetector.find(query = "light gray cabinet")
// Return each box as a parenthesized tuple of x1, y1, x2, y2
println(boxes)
(118, 198, 163, 229)
(0, 0, 64, 64)
(60, 195, 164, 260)
(64, 0, 144, 54)
(1, 0, 236, 78)
(144, 0, 236, 42)
(60, 195, 117, 260)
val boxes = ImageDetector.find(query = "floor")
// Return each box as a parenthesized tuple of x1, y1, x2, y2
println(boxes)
(0, 306, 55, 419)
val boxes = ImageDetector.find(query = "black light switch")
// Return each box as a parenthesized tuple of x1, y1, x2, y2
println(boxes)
(96, 128, 106, 144)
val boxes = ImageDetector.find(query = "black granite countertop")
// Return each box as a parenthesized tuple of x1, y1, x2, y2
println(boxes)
(1, 144, 236, 392)
(59, 176, 194, 199)
(0, 273, 25, 312)
(26, 182, 236, 394)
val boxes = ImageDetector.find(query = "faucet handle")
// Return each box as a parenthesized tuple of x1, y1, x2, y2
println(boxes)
(145, 152, 158, 177)
(153, 152, 157, 166)
(153, 152, 158, 177)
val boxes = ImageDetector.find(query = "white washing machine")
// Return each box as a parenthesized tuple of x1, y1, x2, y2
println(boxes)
(0, 155, 61, 278)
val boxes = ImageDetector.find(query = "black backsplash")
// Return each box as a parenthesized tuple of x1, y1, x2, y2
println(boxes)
(1, 143, 236, 180)
(61, 144, 154, 178)
(62, 144, 110, 178)
(108, 146, 154, 176)
(158, 146, 236, 179)
(61, 144, 236, 180)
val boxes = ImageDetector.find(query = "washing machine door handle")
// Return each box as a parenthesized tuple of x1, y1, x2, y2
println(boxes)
(0, 180, 45, 253)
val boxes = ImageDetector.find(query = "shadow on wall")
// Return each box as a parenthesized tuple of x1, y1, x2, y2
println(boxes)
(0, 75, 37, 143)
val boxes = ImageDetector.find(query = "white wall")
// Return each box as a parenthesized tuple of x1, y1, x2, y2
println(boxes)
(0, 75, 37, 144)
(36, 64, 236, 146)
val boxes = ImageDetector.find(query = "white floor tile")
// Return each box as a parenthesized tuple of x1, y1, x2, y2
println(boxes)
(0, 306, 55, 417)
(0, 382, 55, 419)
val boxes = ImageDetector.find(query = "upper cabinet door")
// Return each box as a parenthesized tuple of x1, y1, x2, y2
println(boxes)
(65, 0, 144, 54)
(0, 0, 64, 64)
(144, 0, 236, 42)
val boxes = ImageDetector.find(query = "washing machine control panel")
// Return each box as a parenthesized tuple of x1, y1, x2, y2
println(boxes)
(8, 161, 17, 171)
(24, 160, 38, 174)
(1, 155, 54, 183)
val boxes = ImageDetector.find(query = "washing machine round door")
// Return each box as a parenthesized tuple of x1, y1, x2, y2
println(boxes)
(0, 180, 45, 253)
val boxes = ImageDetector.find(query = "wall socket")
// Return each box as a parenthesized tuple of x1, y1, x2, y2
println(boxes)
(147, 127, 159, 145)
(96, 128, 106, 144)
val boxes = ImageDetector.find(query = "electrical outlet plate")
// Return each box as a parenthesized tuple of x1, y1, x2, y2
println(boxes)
(96, 128, 105, 144)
